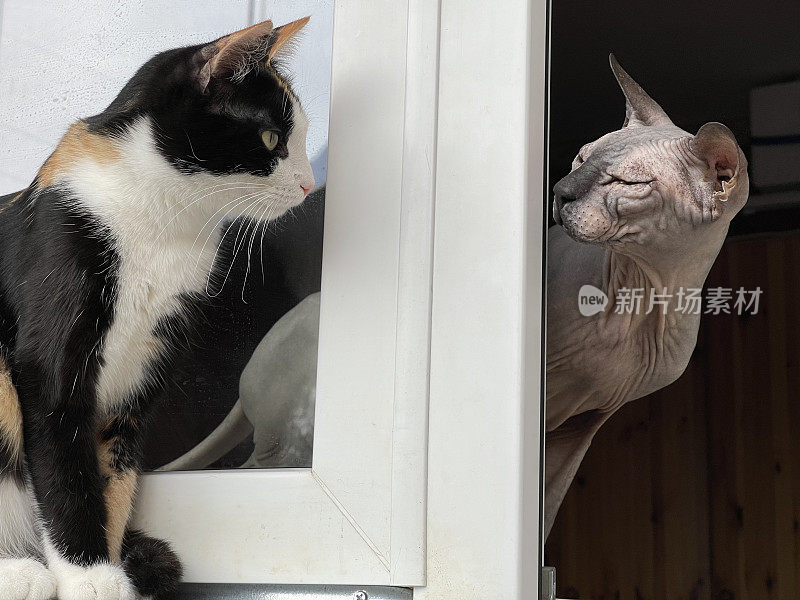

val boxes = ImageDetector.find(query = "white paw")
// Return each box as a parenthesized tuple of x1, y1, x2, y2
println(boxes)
(53, 562, 137, 600)
(0, 558, 57, 600)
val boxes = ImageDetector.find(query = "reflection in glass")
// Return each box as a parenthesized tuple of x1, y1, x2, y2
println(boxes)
(148, 190, 325, 470)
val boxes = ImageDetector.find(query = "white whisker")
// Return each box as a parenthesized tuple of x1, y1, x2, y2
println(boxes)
(206, 199, 264, 296)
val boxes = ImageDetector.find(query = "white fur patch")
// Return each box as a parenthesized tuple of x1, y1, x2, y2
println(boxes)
(0, 558, 57, 600)
(47, 556, 136, 600)
(59, 100, 313, 411)
(0, 478, 41, 559)
(43, 535, 136, 600)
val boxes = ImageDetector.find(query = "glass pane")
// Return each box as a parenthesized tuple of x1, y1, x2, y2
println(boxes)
(545, 2, 800, 598)
(0, 1, 333, 471)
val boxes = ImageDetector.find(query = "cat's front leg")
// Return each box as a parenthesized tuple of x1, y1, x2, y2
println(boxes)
(0, 358, 58, 600)
(97, 413, 184, 598)
(97, 412, 143, 564)
(17, 369, 137, 600)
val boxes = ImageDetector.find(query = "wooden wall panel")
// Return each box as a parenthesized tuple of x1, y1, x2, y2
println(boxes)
(546, 233, 800, 600)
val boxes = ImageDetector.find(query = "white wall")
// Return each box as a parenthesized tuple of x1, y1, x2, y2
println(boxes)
(0, 0, 332, 195)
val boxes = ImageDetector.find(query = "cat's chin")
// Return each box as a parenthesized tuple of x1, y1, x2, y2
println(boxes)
(229, 194, 306, 223)
(557, 206, 612, 245)
(560, 225, 603, 244)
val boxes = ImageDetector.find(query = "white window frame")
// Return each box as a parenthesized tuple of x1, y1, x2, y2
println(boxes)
(134, 0, 547, 595)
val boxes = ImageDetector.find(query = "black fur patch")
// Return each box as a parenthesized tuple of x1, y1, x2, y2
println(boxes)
(84, 44, 295, 179)
(0, 187, 119, 564)
(122, 529, 183, 600)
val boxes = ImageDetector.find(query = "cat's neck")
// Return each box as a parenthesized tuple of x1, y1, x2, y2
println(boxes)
(55, 117, 271, 282)
(601, 225, 729, 300)
(61, 120, 215, 242)
(598, 223, 730, 344)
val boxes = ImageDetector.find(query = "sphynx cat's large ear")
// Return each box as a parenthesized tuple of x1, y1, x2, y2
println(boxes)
(609, 54, 673, 128)
(690, 122, 741, 201)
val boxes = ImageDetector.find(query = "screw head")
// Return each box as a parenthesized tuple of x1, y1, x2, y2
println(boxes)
(354, 592, 369, 600)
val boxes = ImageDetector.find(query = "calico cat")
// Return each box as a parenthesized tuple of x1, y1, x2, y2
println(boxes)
(0, 17, 315, 600)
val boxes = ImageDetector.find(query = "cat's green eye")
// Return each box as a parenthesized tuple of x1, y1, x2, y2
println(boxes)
(261, 130, 280, 151)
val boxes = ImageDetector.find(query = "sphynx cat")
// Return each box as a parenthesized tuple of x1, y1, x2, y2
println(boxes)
(545, 55, 749, 538)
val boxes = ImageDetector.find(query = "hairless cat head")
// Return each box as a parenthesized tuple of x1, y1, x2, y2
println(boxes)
(553, 55, 748, 252)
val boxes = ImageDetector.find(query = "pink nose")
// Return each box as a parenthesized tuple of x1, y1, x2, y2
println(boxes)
(300, 183, 312, 196)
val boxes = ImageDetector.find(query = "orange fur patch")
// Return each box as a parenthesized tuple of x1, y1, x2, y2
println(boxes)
(104, 470, 137, 563)
(37, 121, 121, 188)
(0, 357, 22, 460)
(267, 16, 310, 62)
(0, 188, 28, 217)
(97, 436, 138, 563)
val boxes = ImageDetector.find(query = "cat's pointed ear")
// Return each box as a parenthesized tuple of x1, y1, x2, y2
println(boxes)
(196, 17, 310, 93)
(690, 122, 743, 203)
(609, 54, 673, 128)
(197, 20, 275, 92)
(266, 16, 310, 63)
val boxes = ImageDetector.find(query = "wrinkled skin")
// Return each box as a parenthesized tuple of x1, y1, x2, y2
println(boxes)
(544, 56, 749, 538)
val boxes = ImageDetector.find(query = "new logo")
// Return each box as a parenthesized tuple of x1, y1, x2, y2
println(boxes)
(578, 284, 608, 316)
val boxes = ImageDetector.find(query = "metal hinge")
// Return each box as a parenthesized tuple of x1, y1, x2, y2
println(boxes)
(541, 566, 570, 600)
(176, 583, 412, 600)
